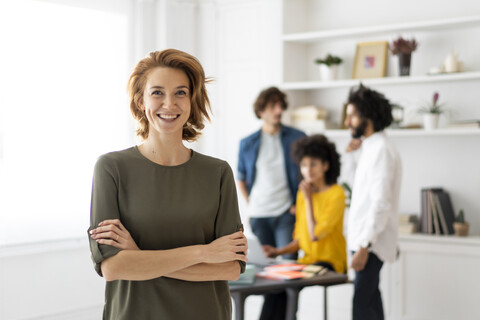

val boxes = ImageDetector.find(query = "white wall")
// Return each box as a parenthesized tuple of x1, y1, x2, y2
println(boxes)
(208, 0, 283, 224)
(0, 241, 104, 320)
(1, 0, 480, 319)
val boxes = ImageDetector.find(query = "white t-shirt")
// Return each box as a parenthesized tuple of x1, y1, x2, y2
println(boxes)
(346, 131, 402, 263)
(248, 131, 292, 218)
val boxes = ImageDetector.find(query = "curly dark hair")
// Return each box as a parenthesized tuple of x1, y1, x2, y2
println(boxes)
(253, 87, 288, 119)
(347, 84, 393, 132)
(292, 134, 341, 185)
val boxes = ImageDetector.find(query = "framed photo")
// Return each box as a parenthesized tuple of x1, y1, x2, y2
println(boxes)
(352, 41, 388, 79)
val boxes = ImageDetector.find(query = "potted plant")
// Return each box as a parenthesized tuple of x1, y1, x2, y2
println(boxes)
(418, 92, 445, 130)
(390, 103, 405, 128)
(453, 209, 469, 236)
(341, 182, 352, 208)
(314, 54, 343, 81)
(389, 36, 418, 76)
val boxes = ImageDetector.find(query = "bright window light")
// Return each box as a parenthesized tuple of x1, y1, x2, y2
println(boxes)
(0, 0, 133, 245)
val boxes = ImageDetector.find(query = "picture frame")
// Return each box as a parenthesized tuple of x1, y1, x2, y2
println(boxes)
(352, 41, 388, 79)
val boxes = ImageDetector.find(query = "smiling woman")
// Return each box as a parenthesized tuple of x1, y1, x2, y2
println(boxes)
(0, 0, 132, 245)
(87, 49, 247, 319)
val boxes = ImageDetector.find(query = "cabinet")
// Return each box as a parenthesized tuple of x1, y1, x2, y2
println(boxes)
(391, 234, 480, 320)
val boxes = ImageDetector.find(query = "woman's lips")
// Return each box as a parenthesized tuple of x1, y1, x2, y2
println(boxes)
(157, 114, 180, 121)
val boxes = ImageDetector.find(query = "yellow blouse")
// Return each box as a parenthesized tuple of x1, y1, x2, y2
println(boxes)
(294, 184, 347, 273)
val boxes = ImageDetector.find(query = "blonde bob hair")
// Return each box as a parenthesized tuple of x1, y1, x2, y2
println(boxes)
(127, 49, 211, 141)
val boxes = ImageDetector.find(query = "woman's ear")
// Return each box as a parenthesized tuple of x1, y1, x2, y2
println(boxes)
(323, 161, 330, 172)
(135, 93, 145, 111)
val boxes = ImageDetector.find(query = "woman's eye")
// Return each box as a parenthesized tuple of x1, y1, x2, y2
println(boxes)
(152, 90, 163, 95)
(176, 90, 187, 96)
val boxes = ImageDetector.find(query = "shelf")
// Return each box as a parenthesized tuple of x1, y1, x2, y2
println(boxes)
(280, 71, 480, 91)
(317, 128, 480, 138)
(399, 234, 480, 247)
(283, 15, 480, 43)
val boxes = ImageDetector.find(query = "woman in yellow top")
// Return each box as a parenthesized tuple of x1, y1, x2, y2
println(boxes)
(260, 134, 346, 320)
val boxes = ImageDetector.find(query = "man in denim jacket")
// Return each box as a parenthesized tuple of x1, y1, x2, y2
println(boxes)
(237, 87, 305, 260)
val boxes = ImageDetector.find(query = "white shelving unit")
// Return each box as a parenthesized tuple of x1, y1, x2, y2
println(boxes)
(280, 4, 480, 133)
(281, 14, 480, 91)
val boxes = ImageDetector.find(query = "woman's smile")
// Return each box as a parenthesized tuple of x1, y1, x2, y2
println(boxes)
(157, 113, 181, 121)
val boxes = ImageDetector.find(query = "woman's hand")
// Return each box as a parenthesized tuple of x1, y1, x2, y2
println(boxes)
(299, 180, 313, 199)
(203, 231, 248, 264)
(289, 205, 296, 215)
(89, 219, 140, 250)
(262, 245, 279, 258)
(346, 138, 362, 153)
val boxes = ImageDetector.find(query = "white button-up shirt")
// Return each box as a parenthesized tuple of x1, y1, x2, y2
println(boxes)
(345, 131, 402, 263)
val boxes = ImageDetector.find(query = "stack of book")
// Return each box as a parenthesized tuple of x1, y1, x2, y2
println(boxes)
(290, 105, 328, 133)
(420, 188, 456, 235)
(398, 214, 418, 234)
(448, 120, 480, 128)
(256, 263, 327, 280)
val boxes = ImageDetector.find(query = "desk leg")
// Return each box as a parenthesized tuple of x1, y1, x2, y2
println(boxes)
(324, 286, 328, 320)
(285, 288, 301, 320)
(230, 292, 246, 320)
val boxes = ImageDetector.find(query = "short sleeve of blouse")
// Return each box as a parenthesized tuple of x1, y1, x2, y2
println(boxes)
(215, 161, 246, 274)
(88, 155, 122, 276)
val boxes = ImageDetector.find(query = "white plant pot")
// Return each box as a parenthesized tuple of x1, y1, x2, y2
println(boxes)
(319, 64, 339, 81)
(423, 113, 440, 130)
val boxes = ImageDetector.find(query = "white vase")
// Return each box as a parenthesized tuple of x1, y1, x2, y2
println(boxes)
(444, 50, 459, 73)
(423, 114, 439, 130)
(319, 64, 339, 81)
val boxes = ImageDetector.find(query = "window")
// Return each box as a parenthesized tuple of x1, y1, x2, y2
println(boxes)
(0, 0, 133, 245)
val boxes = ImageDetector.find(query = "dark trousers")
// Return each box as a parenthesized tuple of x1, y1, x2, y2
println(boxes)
(250, 210, 297, 260)
(353, 251, 384, 320)
(258, 262, 335, 320)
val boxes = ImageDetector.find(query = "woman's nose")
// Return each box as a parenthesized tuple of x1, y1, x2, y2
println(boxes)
(163, 94, 175, 108)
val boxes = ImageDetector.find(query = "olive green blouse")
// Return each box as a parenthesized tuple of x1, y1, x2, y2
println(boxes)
(88, 147, 245, 320)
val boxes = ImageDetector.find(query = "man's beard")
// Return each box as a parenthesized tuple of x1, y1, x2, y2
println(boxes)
(270, 115, 282, 127)
(350, 117, 367, 139)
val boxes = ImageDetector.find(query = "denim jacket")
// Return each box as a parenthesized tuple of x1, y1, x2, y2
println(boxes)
(237, 125, 306, 203)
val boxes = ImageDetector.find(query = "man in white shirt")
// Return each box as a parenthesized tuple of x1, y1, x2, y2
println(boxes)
(343, 84, 402, 320)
